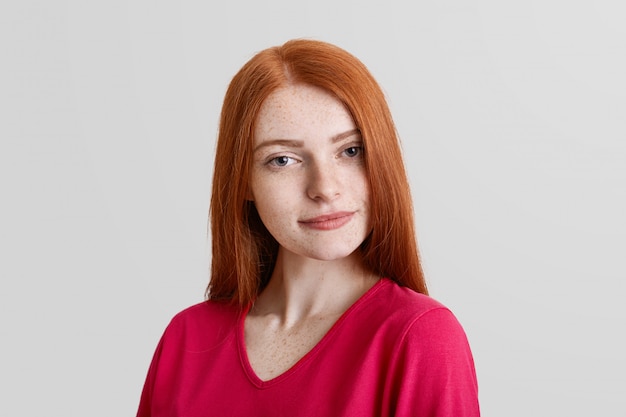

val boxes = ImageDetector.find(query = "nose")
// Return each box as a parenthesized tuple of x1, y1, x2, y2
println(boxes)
(306, 161, 340, 202)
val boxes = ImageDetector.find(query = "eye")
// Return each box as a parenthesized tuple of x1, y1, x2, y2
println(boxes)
(343, 146, 363, 158)
(268, 155, 297, 167)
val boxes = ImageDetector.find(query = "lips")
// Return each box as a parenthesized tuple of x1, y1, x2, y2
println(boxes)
(299, 211, 355, 231)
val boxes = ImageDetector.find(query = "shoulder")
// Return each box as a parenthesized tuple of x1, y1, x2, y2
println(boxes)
(169, 299, 240, 325)
(367, 278, 451, 322)
(159, 300, 241, 351)
(364, 279, 472, 351)
(371, 281, 480, 415)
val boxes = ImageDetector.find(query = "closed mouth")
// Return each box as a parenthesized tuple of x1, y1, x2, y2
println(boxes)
(299, 211, 354, 230)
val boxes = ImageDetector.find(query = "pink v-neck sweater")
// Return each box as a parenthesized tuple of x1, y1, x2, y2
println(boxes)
(137, 278, 480, 416)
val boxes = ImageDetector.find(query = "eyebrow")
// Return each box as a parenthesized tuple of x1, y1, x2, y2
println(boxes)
(253, 129, 361, 153)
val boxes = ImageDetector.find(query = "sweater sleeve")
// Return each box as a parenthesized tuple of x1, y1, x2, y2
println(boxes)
(392, 307, 480, 417)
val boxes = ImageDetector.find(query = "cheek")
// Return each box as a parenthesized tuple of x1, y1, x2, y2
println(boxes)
(354, 171, 371, 203)
(356, 174, 373, 227)
(250, 181, 295, 230)
(254, 201, 302, 248)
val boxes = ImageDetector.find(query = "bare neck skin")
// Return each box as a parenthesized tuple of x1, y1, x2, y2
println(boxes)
(253, 248, 378, 322)
(244, 248, 379, 381)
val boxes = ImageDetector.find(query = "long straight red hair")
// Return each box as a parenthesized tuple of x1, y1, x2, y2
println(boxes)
(208, 39, 427, 305)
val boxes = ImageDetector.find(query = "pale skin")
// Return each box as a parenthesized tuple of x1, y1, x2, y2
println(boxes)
(245, 83, 380, 381)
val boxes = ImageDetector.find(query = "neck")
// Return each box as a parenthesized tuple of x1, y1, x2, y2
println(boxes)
(251, 248, 379, 326)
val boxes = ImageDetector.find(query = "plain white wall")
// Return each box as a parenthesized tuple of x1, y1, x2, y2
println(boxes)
(1, 1, 624, 415)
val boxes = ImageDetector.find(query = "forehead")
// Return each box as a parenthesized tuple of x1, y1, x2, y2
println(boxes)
(254, 84, 355, 141)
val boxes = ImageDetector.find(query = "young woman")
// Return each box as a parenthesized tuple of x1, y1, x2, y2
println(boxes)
(137, 39, 480, 416)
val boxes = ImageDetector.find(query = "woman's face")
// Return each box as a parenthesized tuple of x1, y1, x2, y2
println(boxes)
(248, 84, 371, 262)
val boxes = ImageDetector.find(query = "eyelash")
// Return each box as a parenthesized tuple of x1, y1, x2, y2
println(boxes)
(265, 145, 364, 168)
(343, 146, 363, 158)
(268, 155, 298, 167)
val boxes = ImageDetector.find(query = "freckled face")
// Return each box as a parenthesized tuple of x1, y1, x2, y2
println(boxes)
(248, 84, 371, 261)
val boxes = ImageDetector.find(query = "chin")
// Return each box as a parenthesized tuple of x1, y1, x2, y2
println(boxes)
(301, 245, 362, 262)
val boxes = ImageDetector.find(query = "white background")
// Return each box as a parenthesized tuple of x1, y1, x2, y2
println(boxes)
(1, 1, 625, 415)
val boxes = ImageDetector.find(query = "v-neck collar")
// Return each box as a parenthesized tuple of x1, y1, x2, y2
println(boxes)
(237, 278, 388, 388)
